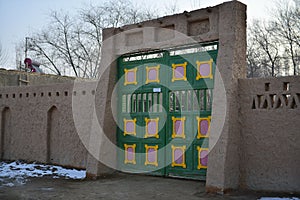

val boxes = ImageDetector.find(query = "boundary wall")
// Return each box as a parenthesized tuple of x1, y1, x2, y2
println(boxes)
(2, 0, 298, 194)
(239, 76, 300, 192)
(0, 69, 79, 87)
(0, 83, 91, 169)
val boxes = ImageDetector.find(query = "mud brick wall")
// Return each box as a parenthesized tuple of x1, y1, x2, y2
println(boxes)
(239, 76, 300, 192)
(0, 82, 94, 169)
(0, 1, 299, 193)
(0, 69, 79, 87)
(99, 1, 247, 192)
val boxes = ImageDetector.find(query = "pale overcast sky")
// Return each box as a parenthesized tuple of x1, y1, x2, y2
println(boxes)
(0, 0, 275, 69)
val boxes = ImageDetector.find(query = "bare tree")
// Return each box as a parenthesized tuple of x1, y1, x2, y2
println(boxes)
(164, 0, 179, 15)
(272, 0, 300, 75)
(27, 11, 77, 76)
(25, 0, 157, 78)
(246, 0, 299, 77)
(189, 0, 201, 10)
(0, 42, 8, 67)
(247, 38, 263, 78)
(248, 20, 281, 77)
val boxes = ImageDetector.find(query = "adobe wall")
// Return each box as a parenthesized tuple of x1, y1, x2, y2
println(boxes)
(239, 76, 300, 193)
(0, 82, 90, 169)
(4, 4, 247, 190)
(0, 1, 299, 194)
(95, 0, 247, 192)
(0, 68, 79, 87)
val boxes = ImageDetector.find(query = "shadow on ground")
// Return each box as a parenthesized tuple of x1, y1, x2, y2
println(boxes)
(0, 173, 299, 200)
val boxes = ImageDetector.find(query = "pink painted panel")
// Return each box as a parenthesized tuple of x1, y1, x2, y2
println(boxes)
(199, 63, 211, 77)
(175, 120, 183, 135)
(127, 147, 134, 161)
(200, 150, 208, 166)
(127, 71, 135, 82)
(174, 149, 183, 164)
(200, 119, 209, 135)
(147, 148, 156, 163)
(148, 121, 157, 135)
(126, 121, 134, 133)
(174, 66, 184, 78)
(148, 69, 157, 80)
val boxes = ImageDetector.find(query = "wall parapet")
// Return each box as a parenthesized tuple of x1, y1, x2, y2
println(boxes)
(0, 81, 98, 169)
(239, 76, 300, 110)
(104, 2, 221, 56)
(0, 82, 96, 102)
(0, 68, 87, 87)
(238, 76, 300, 193)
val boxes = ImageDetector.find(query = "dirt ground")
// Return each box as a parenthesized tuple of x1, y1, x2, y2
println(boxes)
(0, 173, 298, 200)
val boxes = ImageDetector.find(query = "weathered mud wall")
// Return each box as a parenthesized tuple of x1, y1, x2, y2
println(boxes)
(1, 0, 298, 194)
(239, 76, 300, 193)
(99, 1, 247, 192)
(0, 82, 93, 169)
(0, 69, 78, 87)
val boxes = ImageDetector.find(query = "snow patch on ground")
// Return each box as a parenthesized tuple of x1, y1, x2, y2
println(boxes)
(0, 160, 86, 187)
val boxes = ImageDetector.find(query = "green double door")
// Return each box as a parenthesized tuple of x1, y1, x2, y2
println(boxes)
(117, 43, 217, 180)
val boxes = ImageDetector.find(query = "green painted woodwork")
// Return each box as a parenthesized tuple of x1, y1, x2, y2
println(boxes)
(117, 42, 218, 180)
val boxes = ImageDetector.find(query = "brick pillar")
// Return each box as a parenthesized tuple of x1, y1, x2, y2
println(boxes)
(206, 1, 247, 192)
(86, 27, 118, 178)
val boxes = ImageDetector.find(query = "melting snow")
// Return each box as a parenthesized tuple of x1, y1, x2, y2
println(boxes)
(0, 160, 86, 187)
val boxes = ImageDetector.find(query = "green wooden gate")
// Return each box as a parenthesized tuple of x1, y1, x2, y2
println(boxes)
(117, 42, 218, 180)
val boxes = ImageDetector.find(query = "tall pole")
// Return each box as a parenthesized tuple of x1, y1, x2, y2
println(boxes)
(25, 37, 29, 59)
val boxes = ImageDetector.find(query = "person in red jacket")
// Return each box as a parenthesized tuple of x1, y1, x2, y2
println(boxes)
(24, 58, 43, 73)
